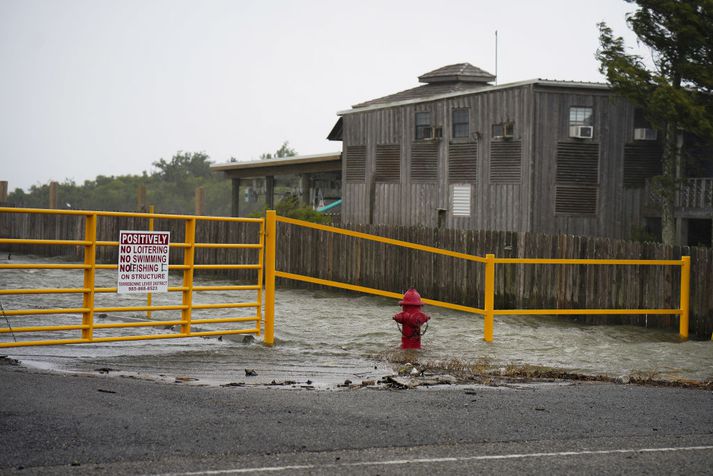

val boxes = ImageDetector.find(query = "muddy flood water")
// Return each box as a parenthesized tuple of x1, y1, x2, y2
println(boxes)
(1, 254, 712, 387)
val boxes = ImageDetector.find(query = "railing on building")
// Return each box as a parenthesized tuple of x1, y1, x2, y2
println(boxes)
(645, 177, 713, 212)
(679, 178, 713, 210)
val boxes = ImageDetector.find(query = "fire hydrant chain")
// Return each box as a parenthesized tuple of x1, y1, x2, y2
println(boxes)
(396, 322, 429, 338)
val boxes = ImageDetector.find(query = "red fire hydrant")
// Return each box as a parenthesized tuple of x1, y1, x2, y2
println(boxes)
(393, 288, 430, 349)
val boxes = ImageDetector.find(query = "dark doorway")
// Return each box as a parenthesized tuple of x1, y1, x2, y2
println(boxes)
(687, 219, 712, 247)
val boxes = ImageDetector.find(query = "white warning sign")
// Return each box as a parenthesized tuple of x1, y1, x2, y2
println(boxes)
(117, 230, 170, 294)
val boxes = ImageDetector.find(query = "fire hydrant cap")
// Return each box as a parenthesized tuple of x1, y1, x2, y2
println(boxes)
(399, 288, 425, 306)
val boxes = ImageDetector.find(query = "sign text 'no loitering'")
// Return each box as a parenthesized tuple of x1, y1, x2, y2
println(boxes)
(117, 230, 170, 294)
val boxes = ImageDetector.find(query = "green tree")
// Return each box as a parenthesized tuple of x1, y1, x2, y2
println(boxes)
(596, 0, 713, 245)
(152, 151, 213, 182)
(259, 141, 297, 160)
(6, 151, 232, 215)
(248, 194, 330, 224)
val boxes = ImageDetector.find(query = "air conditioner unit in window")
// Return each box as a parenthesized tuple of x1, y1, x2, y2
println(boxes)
(634, 128, 657, 141)
(502, 123, 514, 139)
(570, 125, 594, 139)
(420, 127, 442, 141)
(492, 122, 514, 140)
(420, 127, 434, 140)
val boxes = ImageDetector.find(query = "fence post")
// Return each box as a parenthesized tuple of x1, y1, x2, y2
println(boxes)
(264, 210, 276, 346)
(679, 255, 690, 340)
(49, 181, 58, 209)
(81, 213, 97, 341)
(136, 185, 147, 211)
(181, 218, 196, 335)
(194, 186, 205, 216)
(146, 205, 154, 319)
(484, 253, 495, 342)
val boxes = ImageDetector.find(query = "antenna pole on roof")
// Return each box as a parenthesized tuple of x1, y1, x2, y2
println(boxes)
(494, 30, 498, 86)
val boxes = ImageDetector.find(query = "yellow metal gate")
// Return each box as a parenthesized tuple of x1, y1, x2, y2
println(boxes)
(0, 207, 264, 347)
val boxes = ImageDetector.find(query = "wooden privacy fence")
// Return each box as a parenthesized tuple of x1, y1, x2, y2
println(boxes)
(2, 209, 712, 338)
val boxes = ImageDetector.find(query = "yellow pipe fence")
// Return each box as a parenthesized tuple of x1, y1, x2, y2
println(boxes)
(262, 211, 690, 343)
(0, 207, 264, 347)
(0, 208, 691, 347)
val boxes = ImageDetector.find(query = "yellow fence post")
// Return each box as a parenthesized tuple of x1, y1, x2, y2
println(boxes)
(146, 205, 154, 319)
(679, 255, 690, 340)
(181, 218, 196, 335)
(81, 213, 97, 341)
(484, 253, 495, 342)
(264, 210, 276, 346)
(256, 218, 265, 337)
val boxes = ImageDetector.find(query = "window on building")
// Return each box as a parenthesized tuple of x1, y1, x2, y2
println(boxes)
(415, 112, 432, 140)
(492, 122, 514, 139)
(569, 107, 593, 127)
(452, 108, 469, 138)
(569, 107, 594, 139)
(633, 108, 658, 141)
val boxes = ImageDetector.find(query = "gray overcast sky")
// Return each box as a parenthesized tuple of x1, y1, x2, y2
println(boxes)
(1, 0, 642, 191)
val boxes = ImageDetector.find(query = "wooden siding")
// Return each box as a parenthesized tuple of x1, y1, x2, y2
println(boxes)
(373, 184, 403, 225)
(471, 87, 532, 232)
(555, 186, 598, 214)
(341, 84, 666, 239)
(406, 184, 439, 226)
(532, 89, 646, 239)
(341, 85, 533, 232)
(343, 183, 369, 224)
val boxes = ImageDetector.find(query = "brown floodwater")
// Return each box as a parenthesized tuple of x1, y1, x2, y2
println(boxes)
(1, 254, 711, 387)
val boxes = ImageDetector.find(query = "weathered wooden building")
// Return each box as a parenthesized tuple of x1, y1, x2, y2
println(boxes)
(328, 63, 713, 245)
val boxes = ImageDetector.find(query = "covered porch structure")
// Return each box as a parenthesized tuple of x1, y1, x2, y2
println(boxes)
(211, 152, 342, 217)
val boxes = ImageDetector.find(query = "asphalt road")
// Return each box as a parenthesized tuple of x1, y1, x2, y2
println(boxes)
(1, 365, 712, 475)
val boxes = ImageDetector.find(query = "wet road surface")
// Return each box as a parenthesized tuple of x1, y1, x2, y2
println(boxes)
(1, 365, 712, 475)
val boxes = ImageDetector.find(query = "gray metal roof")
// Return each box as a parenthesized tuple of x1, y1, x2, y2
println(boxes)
(211, 152, 341, 178)
(352, 82, 488, 109)
(343, 78, 611, 115)
(418, 63, 496, 84)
